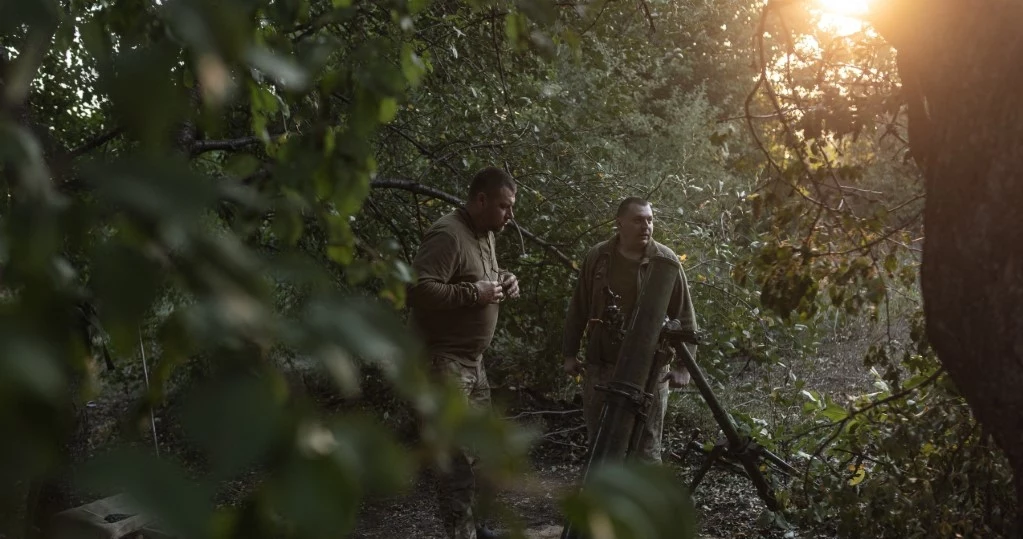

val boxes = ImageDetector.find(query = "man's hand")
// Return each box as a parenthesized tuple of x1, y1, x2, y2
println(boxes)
(663, 367, 691, 389)
(475, 280, 504, 304)
(500, 273, 521, 299)
(563, 356, 583, 376)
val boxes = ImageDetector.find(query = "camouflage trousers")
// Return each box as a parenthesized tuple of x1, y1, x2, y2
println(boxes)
(582, 361, 670, 463)
(432, 355, 492, 539)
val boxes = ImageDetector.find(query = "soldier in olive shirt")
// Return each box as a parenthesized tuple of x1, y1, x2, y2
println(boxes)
(562, 197, 698, 463)
(409, 167, 519, 539)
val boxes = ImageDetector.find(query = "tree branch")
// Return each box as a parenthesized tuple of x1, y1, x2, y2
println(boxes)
(191, 135, 275, 155)
(796, 367, 946, 492)
(69, 128, 124, 159)
(637, 0, 656, 34)
(370, 178, 577, 271)
(581, 0, 613, 36)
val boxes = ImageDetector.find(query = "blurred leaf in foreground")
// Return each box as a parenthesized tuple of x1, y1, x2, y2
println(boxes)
(561, 462, 697, 539)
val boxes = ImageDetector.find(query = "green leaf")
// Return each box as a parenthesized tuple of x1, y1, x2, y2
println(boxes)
(317, 345, 361, 397)
(109, 43, 186, 145)
(330, 417, 414, 495)
(378, 97, 399, 123)
(90, 242, 163, 342)
(0, 123, 55, 204)
(401, 45, 426, 86)
(303, 297, 412, 371)
(181, 374, 287, 478)
(268, 448, 359, 537)
(345, 259, 372, 285)
(272, 205, 305, 246)
(0, 329, 65, 402)
(884, 253, 897, 273)
(327, 244, 354, 265)
(87, 157, 218, 227)
(250, 83, 281, 139)
(224, 153, 262, 178)
(821, 403, 848, 422)
(562, 462, 697, 539)
(246, 47, 310, 91)
(505, 12, 525, 44)
(268, 417, 416, 538)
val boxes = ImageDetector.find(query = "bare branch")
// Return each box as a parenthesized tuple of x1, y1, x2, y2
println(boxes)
(69, 128, 124, 159)
(190, 134, 282, 155)
(370, 178, 577, 271)
(637, 0, 656, 34)
(580, 0, 613, 36)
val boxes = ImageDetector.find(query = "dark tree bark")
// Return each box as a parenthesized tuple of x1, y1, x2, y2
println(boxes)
(872, 0, 1023, 522)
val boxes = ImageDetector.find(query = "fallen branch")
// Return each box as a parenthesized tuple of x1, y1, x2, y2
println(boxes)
(507, 409, 582, 420)
(539, 438, 588, 449)
(669, 445, 748, 478)
(541, 425, 586, 439)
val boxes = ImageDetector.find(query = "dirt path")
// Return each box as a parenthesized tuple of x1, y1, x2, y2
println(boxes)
(350, 449, 783, 539)
(351, 465, 574, 538)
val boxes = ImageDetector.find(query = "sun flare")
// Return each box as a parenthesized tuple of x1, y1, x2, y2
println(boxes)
(816, 0, 873, 36)
(819, 0, 871, 15)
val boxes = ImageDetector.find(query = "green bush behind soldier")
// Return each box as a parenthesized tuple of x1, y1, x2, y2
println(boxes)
(409, 167, 519, 539)
(562, 197, 699, 463)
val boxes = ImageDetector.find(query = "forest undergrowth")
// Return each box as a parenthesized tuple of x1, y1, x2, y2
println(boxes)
(71, 311, 887, 539)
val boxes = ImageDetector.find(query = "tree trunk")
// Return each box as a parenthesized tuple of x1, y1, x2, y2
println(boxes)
(873, 0, 1023, 525)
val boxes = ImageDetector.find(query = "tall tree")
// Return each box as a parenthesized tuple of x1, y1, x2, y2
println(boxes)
(868, 0, 1023, 517)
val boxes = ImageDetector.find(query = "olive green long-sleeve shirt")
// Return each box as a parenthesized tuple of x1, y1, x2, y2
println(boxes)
(409, 209, 508, 366)
(562, 236, 698, 364)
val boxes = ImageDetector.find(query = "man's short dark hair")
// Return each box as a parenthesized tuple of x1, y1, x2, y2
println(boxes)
(616, 197, 650, 217)
(469, 167, 516, 197)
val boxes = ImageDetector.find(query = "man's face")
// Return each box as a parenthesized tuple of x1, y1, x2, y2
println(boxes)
(617, 202, 653, 249)
(479, 187, 516, 232)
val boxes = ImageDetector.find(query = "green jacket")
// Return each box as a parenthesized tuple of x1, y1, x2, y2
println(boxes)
(562, 235, 698, 365)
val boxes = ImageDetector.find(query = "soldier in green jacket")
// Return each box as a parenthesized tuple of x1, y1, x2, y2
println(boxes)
(409, 167, 519, 539)
(562, 197, 698, 463)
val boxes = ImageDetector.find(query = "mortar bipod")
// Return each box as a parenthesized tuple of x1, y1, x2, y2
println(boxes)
(661, 321, 798, 511)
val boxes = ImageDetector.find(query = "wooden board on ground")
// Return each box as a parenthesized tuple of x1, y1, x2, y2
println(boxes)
(49, 493, 173, 539)
(523, 525, 563, 538)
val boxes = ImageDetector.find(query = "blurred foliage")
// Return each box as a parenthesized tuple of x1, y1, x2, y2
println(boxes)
(1, 0, 1017, 537)
(562, 462, 697, 539)
(0, 0, 702, 537)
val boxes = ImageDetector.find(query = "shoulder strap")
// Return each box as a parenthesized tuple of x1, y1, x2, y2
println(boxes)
(593, 250, 611, 289)
(587, 250, 612, 320)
